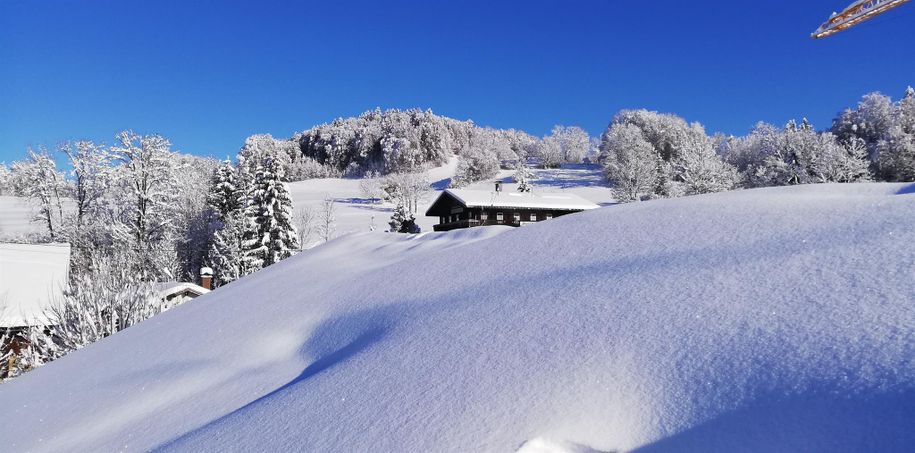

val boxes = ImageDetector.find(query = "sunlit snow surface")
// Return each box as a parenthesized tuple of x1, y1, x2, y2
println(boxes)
(0, 183, 913, 452)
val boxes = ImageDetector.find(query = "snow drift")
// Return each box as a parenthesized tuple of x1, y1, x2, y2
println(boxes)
(1, 183, 913, 452)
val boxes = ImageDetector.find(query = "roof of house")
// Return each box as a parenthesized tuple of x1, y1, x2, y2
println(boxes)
(426, 189, 600, 216)
(153, 282, 210, 300)
(0, 243, 71, 328)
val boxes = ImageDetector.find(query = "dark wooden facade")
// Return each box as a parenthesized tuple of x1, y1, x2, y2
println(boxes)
(426, 191, 583, 232)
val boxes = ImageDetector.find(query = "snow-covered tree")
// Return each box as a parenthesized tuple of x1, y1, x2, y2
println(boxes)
(452, 147, 500, 187)
(602, 109, 736, 197)
(60, 141, 111, 230)
(243, 157, 299, 268)
(550, 125, 591, 164)
(600, 123, 659, 202)
(318, 197, 337, 242)
(669, 124, 739, 195)
(208, 212, 247, 286)
(537, 136, 563, 168)
(381, 171, 431, 213)
(208, 160, 242, 219)
(728, 120, 873, 187)
(359, 170, 383, 204)
(513, 160, 534, 192)
(11, 148, 67, 240)
(389, 201, 419, 233)
(109, 131, 184, 280)
(876, 130, 915, 181)
(45, 256, 163, 354)
(57, 140, 114, 279)
(296, 206, 318, 249)
(206, 160, 248, 285)
(832, 92, 897, 156)
(0, 163, 10, 196)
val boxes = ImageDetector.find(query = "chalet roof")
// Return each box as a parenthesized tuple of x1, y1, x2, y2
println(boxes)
(0, 243, 71, 328)
(153, 282, 210, 300)
(426, 189, 600, 216)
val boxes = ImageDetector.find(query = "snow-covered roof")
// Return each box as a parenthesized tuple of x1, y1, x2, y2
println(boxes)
(0, 243, 71, 328)
(427, 189, 600, 215)
(153, 282, 210, 300)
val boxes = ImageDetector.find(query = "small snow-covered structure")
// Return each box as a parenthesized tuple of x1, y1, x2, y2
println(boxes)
(0, 243, 71, 329)
(153, 282, 210, 308)
(1, 243, 70, 366)
(426, 185, 599, 231)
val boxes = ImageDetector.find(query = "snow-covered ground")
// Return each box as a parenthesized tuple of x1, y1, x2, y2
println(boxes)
(289, 157, 614, 238)
(1, 183, 913, 452)
(0, 196, 42, 237)
(0, 243, 71, 327)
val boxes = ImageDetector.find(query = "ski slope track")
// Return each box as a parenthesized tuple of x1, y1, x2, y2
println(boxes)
(1, 183, 914, 452)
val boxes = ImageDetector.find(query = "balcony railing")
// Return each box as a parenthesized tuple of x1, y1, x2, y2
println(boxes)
(433, 218, 520, 232)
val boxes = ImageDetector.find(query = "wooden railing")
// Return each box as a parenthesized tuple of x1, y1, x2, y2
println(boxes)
(433, 219, 520, 231)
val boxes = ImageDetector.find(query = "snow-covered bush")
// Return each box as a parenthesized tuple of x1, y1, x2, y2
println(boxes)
(1, 326, 58, 381)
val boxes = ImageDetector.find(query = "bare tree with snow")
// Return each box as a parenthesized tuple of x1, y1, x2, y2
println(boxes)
(11, 148, 67, 240)
(601, 123, 659, 202)
(318, 196, 337, 242)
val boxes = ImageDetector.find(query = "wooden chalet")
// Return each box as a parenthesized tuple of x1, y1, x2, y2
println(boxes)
(425, 183, 599, 232)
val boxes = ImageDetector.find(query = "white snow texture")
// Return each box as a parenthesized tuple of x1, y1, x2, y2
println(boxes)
(0, 183, 913, 452)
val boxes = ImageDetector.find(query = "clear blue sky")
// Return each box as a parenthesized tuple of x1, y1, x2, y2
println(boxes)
(2, 0, 914, 162)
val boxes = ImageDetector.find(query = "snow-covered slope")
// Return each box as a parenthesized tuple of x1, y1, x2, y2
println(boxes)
(0, 195, 41, 237)
(1, 183, 914, 452)
(287, 158, 613, 239)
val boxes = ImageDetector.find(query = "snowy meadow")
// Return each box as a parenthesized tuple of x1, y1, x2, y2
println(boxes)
(0, 87, 914, 451)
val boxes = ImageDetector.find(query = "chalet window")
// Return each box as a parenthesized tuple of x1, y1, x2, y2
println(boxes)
(496, 212, 504, 222)
(513, 212, 521, 222)
(545, 213, 553, 220)
(481, 212, 488, 221)
(530, 213, 538, 222)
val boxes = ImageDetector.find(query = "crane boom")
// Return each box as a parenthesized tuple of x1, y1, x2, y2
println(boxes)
(812, 0, 910, 39)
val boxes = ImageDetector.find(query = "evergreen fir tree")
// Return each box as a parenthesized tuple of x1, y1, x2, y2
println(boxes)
(206, 160, 249, 285)
(208, 160, 242, 220)
(389, 202, 419, 233)
(513, 160, 533, 193)
(244, 157, 299, 268)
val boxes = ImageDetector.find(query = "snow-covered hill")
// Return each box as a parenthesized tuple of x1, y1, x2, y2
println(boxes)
(288, 158, 613, 238)
(1, 183, 913, 452)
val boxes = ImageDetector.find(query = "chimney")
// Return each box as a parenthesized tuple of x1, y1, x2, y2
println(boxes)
(200, 266, 213, 290)
(494, 181, 502, 192)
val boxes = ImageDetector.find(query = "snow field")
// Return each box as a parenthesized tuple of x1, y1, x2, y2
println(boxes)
(0, 183, 912, 452)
